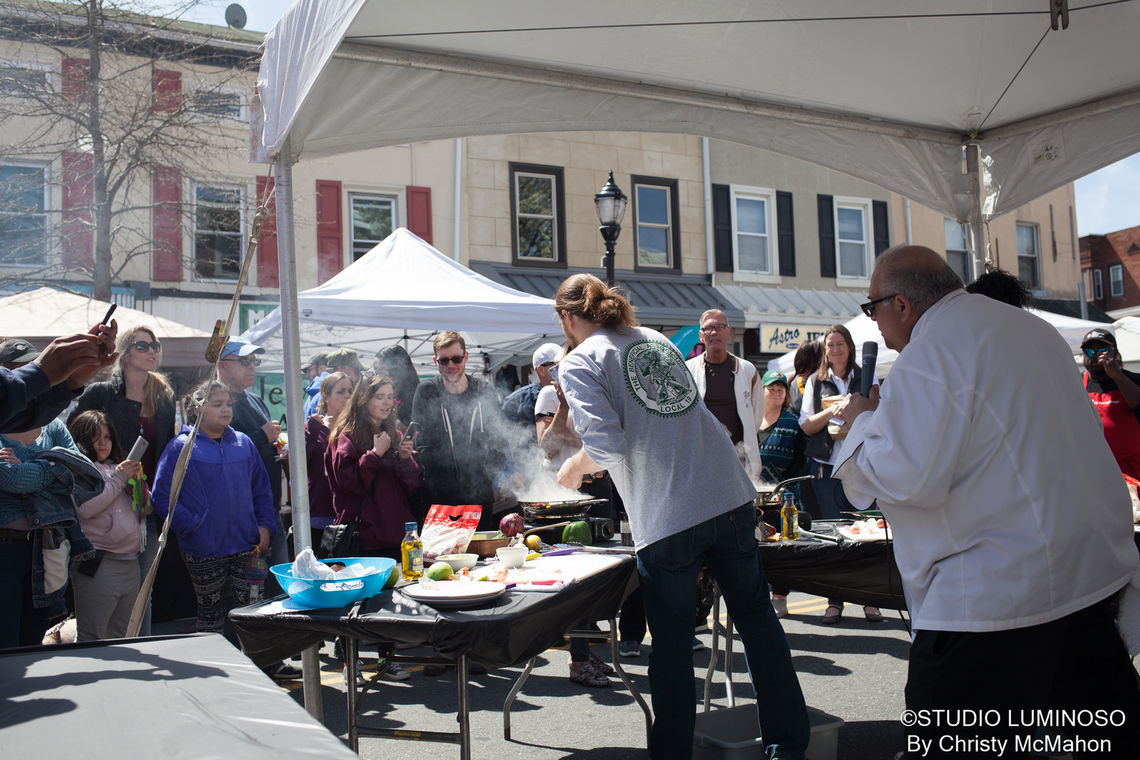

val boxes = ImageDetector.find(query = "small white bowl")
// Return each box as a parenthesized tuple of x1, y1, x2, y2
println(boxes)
(437, 553, 478, 571)
(496, 545, 527, 569)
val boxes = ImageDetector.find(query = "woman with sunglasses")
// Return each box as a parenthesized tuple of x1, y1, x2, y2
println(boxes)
(71, 325, 176, 636)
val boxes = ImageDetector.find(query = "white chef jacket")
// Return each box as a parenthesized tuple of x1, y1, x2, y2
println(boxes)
(835, 289, 1139, 632)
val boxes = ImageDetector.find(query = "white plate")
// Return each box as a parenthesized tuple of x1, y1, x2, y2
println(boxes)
(399, 580, 507, 608)
(834, 525, 888, 542)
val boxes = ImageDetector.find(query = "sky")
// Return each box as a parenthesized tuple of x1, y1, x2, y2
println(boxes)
(170, 1, 1139, 238)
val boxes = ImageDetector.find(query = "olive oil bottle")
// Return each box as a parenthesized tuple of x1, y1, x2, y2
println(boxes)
(400, 521, 423, 580)
(779, 492, 799, 541)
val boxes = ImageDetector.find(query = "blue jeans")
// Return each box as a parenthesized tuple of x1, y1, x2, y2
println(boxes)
(0, 538, 43, 648)
(637, 503, 809, 760)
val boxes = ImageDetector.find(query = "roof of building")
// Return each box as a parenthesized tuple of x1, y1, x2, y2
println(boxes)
(467, 261, 743, 329)
(716, 284, 864, 328)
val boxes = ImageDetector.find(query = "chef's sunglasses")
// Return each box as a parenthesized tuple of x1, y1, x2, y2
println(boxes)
(1083, 346, 1113, 358)
(861, 293, 898, 318)
(435, 355, 465, 365)
(131, 340, 161, 353)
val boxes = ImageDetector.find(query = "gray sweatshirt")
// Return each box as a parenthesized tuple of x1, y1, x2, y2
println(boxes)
(558, 326, 756, 550)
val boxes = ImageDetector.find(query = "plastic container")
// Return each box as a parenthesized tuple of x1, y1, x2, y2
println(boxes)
(437, 553, 478, 571)
(692, 704, 843, 760)
(270, 556, 396, 608)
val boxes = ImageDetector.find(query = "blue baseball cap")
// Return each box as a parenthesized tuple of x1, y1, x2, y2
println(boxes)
(220, 338, 264, 359)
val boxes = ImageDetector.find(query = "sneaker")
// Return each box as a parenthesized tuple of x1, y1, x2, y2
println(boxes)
(692, 637, 706, 652)
(265, 661, 303, 681)
(771, 594, 788, 618)
(378, 660, 410, 681)
(618, 640, 641, 658)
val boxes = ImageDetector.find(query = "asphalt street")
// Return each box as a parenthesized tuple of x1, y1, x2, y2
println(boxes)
(270, 591, 913, 760)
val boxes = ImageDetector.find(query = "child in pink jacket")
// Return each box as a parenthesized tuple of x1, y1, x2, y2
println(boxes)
(68, 410, 149, 640)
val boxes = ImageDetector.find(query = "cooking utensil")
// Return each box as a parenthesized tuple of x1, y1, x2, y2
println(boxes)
(519, 497, 607, 520)
(754, 475, 814, 508)
(464, 525, 564, 558)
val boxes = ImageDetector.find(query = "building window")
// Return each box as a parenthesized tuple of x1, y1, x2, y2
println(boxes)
(1093, 269, 1104, 300)
(191, 88, 244, 120)
(194, 185, 243, 280)
(731, 186, 776, 275)
(510, 163, 564, 265)
(944, 218, 970, 283)
(349, 192, 396, 261)
(632, 175, 680, 270)
(0, 162, 48, 266)
(1110, 264, 1124, 298)
(1016, 223, 1041, 290)
(835, 199, 871, 279)
(0, 62, 50, 100)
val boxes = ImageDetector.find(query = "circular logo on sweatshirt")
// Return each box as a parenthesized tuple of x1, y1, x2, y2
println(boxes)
(622, 340, 698, 417)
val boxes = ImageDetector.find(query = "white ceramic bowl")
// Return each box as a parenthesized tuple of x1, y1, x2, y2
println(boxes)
(496, 545, 527, 569)
(437, 553, 478, 571)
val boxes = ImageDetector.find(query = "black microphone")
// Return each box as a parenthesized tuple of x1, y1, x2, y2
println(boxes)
(860, 341, 877, 397)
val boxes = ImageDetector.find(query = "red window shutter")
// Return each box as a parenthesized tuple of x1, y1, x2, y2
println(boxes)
(315, 180, 343, 283)
(407, 186, 432, 244)
(61, 151, 93, 271)
(152, 166, 182, 281)
(256, 176, 279, 287)
(152, 69, 181, 113)
(62, 58, 89, 101)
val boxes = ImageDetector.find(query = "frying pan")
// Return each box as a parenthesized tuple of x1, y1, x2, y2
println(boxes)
(519, 497, 608, 523)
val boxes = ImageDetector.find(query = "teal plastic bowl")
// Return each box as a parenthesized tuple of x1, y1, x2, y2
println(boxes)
(270, 557, 396, 608)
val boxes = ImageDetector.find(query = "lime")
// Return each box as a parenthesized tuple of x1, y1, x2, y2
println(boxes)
(425, 561, 454, 581)
(382, 565, 399, 589)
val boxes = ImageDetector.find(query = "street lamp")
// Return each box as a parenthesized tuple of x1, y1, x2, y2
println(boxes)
(594, 170, 627, 286)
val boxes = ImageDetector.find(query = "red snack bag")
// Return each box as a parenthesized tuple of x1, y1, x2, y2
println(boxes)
(420, 504, 482, 556)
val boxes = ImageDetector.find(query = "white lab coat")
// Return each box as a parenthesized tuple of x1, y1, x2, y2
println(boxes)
(835, 289, 1139, 632)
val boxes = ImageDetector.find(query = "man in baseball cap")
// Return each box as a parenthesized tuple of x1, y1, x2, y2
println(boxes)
(501, 342, 563, 431)
(1080, 327, 1140, 478)
(0, 339, 40, 367)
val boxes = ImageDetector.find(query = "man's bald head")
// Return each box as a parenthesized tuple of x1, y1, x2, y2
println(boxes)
(874, 245, 964, 318)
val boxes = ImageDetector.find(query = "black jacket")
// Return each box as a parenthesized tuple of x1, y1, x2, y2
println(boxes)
(71, 374, 176, 481)
(410, 374, 506, 520)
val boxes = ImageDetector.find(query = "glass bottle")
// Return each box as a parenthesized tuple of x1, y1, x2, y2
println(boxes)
(779, 492, 799, 541)
(400, 521, 423, 580)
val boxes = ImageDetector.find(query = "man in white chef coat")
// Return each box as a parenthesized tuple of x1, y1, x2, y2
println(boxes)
(834, 245, 1140, 757)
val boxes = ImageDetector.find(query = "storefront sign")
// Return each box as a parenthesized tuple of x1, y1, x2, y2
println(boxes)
(761, 324, 828, 353)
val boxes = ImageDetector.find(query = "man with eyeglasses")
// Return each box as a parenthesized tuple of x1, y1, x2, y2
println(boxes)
(831, 245, 1140, 755)
(685, 309, 763, 483)
(410, 330, 509, 532)
(1080, 328, 1140, 479)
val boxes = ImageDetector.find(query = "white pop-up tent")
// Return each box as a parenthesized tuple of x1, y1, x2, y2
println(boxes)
(240, 228, 561, 372)
(767, 307, 1109, 376)
(0, 287, 210, 367)
(243, 1, 1140, 623)
(253, 0, 1140, 269)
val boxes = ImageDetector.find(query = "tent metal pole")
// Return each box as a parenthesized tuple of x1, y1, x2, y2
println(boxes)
(272, 147, 323, 722)
(966, 142, 988, 281)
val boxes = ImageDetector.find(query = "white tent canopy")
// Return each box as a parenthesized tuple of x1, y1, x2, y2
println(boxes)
(240, 228, 561, 372)
(253, 0, 1140, 220)
(0, 287, 210, 367)
(767, 307, 1108, 376)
